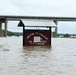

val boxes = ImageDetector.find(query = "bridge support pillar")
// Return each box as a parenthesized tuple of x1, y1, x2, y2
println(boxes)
(4, 19, 7, 37)
(0, 21, 2, 37)
(54, 20, 58, 37)
(0, 19, 7, 37)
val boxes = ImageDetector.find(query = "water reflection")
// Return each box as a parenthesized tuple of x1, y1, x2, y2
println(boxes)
(23, 46, 51, 51)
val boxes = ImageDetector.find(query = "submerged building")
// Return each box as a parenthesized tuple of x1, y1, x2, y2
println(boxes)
(18, 19, 56, 46)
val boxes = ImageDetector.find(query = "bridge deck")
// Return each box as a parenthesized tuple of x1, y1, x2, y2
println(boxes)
(0, 15, 76, 21)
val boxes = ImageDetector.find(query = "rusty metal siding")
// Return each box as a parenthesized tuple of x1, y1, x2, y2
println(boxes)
(24, 30, 51, 46)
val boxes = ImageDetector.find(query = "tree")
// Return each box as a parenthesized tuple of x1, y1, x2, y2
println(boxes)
(63, 34, 70, 37)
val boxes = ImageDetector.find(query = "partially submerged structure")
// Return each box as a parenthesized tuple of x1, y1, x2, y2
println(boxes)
(18, 19, 56, 46)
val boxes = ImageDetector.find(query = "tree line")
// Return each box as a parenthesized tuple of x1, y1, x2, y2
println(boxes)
(7, 31, 23, 36)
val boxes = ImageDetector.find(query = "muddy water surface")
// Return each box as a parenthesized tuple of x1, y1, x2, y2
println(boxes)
(0, 37, 76, 75)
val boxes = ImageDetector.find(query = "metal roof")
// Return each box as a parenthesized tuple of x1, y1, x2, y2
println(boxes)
(18, 19, 56, 27)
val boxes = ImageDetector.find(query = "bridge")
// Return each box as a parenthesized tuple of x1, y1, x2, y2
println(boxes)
(0, 15, 76, 37)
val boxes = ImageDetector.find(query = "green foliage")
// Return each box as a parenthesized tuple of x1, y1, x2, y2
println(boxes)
(63, 34, 70, 37)
(7, 31, 23, 36)
(57, 34, 59, 37)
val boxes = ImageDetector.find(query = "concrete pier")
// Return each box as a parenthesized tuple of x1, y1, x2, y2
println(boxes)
(0, 21, 2, 37)
(0, 19, 7, 37)
(54, 20, 58, 37)
(4, 19, 7, 37)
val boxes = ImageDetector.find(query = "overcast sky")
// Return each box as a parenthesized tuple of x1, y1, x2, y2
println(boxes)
(0, 0, 76, 34)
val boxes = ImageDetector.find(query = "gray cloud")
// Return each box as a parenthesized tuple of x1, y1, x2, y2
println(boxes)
(1, 0, 76, 16)
(0, 0, 76, 33)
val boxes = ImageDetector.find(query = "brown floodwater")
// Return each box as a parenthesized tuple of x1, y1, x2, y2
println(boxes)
(0, 37, 76, 75)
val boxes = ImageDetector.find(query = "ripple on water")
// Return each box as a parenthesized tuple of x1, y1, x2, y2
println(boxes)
(0, 37, 76, 75)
